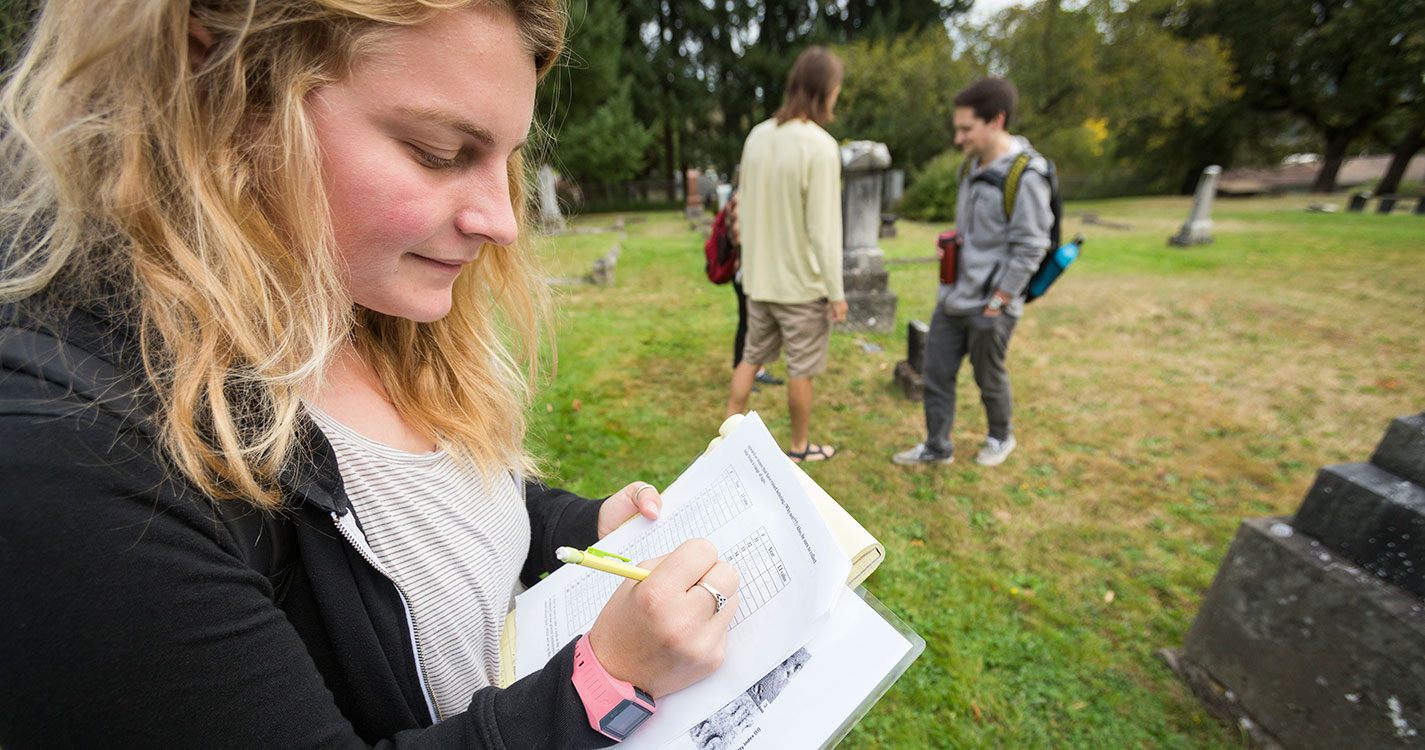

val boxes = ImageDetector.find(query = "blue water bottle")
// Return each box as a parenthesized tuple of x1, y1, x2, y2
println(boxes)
(1026, 233, 1084, 301)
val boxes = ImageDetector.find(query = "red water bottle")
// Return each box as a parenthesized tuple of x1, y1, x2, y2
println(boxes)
(936, 230, 962, 285)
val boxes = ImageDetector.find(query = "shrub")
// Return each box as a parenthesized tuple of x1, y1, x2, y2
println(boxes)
(895, 149, 965, 222)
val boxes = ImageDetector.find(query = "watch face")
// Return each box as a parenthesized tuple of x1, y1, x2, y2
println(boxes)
(601, 699, 654, 740)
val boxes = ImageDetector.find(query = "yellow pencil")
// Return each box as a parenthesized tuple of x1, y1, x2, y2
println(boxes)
(556, 546, 651, 581)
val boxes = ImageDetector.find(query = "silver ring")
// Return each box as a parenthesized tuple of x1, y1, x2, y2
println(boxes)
(697, 582, 728, 614)
(633, 484, 655, 504)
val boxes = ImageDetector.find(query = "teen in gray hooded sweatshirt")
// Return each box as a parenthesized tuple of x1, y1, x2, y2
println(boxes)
(895, 77, 1053, 468)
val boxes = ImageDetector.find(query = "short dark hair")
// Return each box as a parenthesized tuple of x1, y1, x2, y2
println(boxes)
(774, 46, 844, 126)
(953, 78, 1018, 129)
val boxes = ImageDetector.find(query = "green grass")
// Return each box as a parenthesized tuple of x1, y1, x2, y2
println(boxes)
(526, 195, 1424, 748)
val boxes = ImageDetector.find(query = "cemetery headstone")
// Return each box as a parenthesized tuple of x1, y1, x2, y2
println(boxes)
(1348, 193, 1370, 213)
(537, 165, 565, 231)
(1377, 195, 1400, 214)
(838, 140, 898, 333)
(892, 320, 930, 400)
(882, 169, 906, 207)
(1168, 165, 1221, 247)
(684, 168, 703, 221)
(1161, 412, 1425, 749)
(879, 168, 905, 238)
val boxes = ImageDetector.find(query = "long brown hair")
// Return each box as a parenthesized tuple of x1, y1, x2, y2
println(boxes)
(773, 45, 843, 126)
(0, 0, 566, 509)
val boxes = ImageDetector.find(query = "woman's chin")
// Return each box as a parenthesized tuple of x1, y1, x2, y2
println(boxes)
(357, 294, 453, 324)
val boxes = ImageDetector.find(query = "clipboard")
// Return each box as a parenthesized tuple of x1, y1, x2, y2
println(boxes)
(817, 586, 927, 749)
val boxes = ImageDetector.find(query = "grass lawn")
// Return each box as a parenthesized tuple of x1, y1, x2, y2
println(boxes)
(525, 195, 1424, 748)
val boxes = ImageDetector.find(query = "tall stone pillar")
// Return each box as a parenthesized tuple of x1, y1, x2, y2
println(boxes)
(537, 165, 565, 231)
(1168, 165, 1221, 246)
(838, 141, 898, 333)
(684, 168, 703, 220)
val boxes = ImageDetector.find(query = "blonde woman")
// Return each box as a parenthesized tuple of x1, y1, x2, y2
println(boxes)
(0, 1, 736, 747)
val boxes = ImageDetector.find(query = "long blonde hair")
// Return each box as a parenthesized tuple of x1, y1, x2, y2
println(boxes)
(0, 0, 566, 509)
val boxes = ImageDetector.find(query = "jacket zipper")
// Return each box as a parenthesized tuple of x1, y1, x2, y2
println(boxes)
(331, 510, 443, 724)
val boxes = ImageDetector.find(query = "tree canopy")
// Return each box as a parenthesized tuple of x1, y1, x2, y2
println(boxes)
(1169, 0, 1425, 192)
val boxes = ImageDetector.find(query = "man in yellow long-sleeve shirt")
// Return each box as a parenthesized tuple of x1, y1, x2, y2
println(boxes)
(724, 46, 847, 464)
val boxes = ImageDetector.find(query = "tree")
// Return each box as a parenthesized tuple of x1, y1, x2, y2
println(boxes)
(966, 0, 1236, 188)
(537, 2, 654, 183)
(614, 0, 973, 181)
(831, 28, 982, 172)
(1377, 122, 1423, 196)
(1174, 0, 1425, 192)
(1372, 25, 1425, 196)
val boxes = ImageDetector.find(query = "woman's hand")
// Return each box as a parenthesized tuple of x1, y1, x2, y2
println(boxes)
(597, 481, 662, 538)
(585, 539, 740, 697)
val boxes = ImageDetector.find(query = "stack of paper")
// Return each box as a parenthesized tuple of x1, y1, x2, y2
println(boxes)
(508, 413, 919, 749)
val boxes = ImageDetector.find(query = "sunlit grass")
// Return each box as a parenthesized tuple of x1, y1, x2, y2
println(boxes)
(527, 195, 1424, 748)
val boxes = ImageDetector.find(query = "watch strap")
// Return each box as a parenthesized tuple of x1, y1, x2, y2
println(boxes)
(571, 634, 656, 741)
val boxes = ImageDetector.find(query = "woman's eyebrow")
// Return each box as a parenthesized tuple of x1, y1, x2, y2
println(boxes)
(396, 106, 526, 149)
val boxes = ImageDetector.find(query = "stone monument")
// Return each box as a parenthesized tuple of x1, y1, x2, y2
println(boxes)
(880, 169, 906, 238)
(684, 168, 703, 220)
(892, 320, 930, 400)
(1168, 165, 1220, 247)
(537, 164, 565, 231)
(838, 140, 898, 333)
(1160, 412, 1425, 749)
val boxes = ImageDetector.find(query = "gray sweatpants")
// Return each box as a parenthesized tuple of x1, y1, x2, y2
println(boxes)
(922, 306, 1018, 456)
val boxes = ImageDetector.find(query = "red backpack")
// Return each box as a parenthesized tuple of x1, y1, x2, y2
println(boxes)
(704, 202, 738, 284)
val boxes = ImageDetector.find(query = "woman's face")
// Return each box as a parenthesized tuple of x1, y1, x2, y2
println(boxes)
(307, 5, 537, 323)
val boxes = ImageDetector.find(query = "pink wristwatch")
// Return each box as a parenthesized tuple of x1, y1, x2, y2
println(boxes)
(571, 634, 656, 741)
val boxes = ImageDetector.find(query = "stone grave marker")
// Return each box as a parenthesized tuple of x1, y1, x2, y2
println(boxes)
(537, 164, 565, 231)
(684, 168, 703, 221)
(1168, 165, 1221, 246)
(880, 169, 905, 238)
(892, 320, 930, 400)
(838, 140, 898, 333)
(1161, 412, 1425, 749)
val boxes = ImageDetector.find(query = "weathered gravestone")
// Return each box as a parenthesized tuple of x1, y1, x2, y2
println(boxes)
(838, 141, 898, 333)
(537, 165, 565, 231)
(684, 168, 703, 221)
(880, 169, 905, 238)
(1161, 412, 1425, 749)
(1168, 165, 1221, 247)
(892, 320, 930, 400)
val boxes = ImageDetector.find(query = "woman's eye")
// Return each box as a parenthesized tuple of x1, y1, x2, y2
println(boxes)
(410, 144, 460, 169)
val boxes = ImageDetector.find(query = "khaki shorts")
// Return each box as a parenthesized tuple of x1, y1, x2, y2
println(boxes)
(743, 298, 831, 379)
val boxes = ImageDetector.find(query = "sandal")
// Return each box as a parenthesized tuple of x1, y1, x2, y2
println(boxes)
(787, 444, 836, 464)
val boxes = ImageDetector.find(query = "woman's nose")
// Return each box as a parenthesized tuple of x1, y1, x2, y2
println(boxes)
(455, 172, 518, 247)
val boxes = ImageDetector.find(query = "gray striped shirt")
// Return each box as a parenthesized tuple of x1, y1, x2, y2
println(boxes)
(306, 404, 529, 720)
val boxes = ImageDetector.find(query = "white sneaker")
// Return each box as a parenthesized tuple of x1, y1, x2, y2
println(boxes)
(974, 435, 1017, 466)
(892, 443, 954, 465)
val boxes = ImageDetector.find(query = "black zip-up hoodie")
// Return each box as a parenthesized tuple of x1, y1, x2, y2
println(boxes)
(0, 304, 615, 749)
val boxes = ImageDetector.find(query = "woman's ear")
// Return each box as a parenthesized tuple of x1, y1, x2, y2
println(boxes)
(188, 15, 215, 71)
